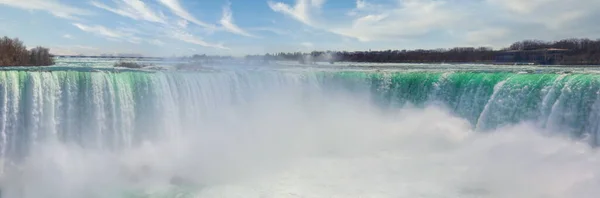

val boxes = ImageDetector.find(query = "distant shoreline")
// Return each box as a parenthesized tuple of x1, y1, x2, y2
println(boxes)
(12, 37, 600, 67)
(247, 38, 600, 66)
(51, 56, 600, 67)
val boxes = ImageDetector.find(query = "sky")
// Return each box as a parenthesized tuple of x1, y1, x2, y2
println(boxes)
(0, 0, 599, 57)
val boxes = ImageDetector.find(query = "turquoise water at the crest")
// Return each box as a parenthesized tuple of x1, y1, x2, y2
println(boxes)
(319, 71, 600, 142)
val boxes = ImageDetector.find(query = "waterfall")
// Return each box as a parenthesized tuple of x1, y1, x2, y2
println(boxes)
(1, 70, 600, 162)
(320, 71, 600, 141)
(2, 68, 600, 198)
(0, 70, 317, 163)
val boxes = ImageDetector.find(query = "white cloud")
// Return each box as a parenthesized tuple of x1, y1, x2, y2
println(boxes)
(50, 45, 151, 56)
(219, 2, 255, 37)
(250, 27, 290, 36)
(90, 0, 166, 24)
(72, 23, 144, 44)
(336, 0, 458, 41)
(148, 39, 165, 46)
(466, 28, 511, 46)
(50, 45, 99, 55)
(73, 20, 228, 51)
(300, 42, 313, 48)
(62, 34, 73, 39)
(269, 0, 600, 49)
(488, 0, 550, 14)
(348, 0, 382, 16)
(127, 36, 143, 44)
(74, 45, 98, 50)
(73, 23, 123, 39)
(0, 0, 91, 19)
(88, 0, 232, 48)
(488, 0, 599, 29)
(177, 19, 188, 28)
(169, 29, 229, 50)
(268, 0, 324, 26)
(355, 0, 369, 10)
(271, 0, 459, 42)
(157, 0, 215, 29)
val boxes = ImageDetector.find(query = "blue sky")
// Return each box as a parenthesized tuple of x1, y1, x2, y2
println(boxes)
(0, 0, 599, 56)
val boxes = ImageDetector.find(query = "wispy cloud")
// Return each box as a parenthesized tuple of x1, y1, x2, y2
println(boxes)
(267, 0, 324, 26)
(169, 29, 229, 50)
(267, 0, 600, 47)
(0, 0, 91, 19)
(250, 27, 291, 36)
(50, 45, 100, 55)
(157, 0, 215, 29)
(219, 2, 256, 37)
(348, 0, 383, 16)
(331, 0, 459, 42)
(85, 0, 230, 50)
(90, 0, 166, 24)
(73, 45, 98, 50)
(466, 28, 511, 46)
(356, 0, 367, 9)
(11, 0, 600, 55)
(300, 42, 313, 48)
(72, 23, 144, 44)
(269, 0, 458, 42)
(176, 19, 188, 28)
(73, 23, 123, 39)
(487, 0, 598, 29)
(148, 39, 165, 46)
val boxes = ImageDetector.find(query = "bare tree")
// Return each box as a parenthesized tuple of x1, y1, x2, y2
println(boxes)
(0, 37, 54, 66)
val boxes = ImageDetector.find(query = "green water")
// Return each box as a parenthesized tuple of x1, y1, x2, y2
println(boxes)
(318, 71, 600, 142)
(1, 68, 600, 163)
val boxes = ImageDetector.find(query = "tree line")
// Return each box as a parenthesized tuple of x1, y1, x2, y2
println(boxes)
(0, 36, 54, 66)
(249, 38, 600, 65)
(507, 39, 600, 65)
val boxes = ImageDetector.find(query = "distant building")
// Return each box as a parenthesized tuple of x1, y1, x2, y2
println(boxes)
(495, 48, 569, 65)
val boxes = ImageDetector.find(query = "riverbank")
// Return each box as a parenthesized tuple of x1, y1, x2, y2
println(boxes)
(0, 36, 54, 66)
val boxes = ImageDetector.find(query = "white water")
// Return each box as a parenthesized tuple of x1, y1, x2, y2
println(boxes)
(0, 70, 599, 197)
(2, 86, 600, 197)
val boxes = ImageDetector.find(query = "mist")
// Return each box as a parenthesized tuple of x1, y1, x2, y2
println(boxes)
(1, 80, 600, 198)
